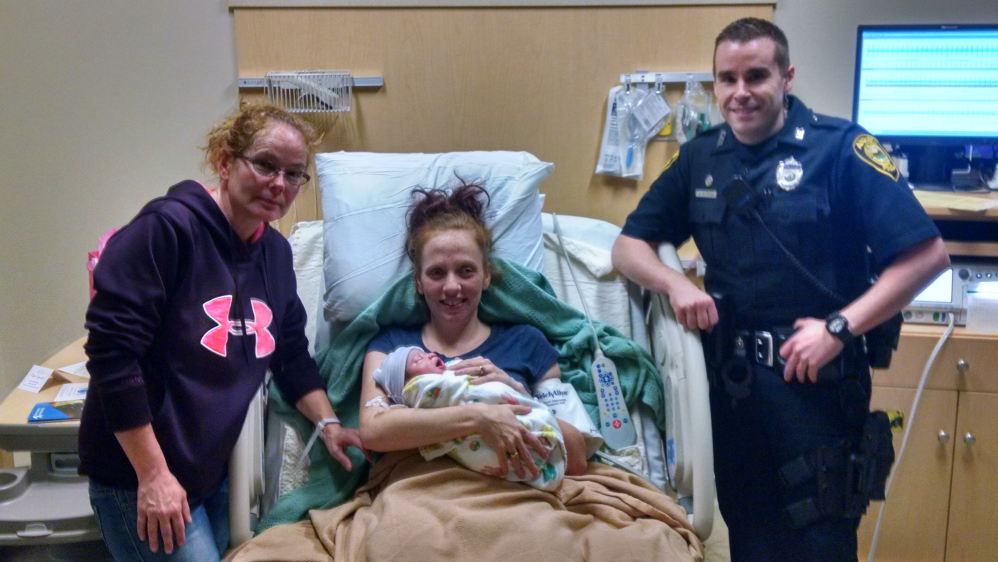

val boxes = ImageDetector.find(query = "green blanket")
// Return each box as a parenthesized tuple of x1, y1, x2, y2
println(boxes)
(259, 257, 664, 530)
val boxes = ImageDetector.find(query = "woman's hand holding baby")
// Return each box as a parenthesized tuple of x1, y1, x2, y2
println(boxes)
(470, 402, 547, 479)
(457, 357, 528, 395)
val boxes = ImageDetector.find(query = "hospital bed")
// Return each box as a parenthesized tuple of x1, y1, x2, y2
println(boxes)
(227, 151, 715, 550)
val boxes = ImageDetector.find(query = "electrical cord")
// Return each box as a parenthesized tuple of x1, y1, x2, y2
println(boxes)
(551, 214, 607, 359)
(866, 314, 955, 561)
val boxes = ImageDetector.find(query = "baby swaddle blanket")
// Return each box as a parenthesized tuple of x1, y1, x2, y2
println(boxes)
(404, 371, 566, 491)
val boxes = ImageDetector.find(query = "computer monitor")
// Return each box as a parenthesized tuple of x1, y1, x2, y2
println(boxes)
(852, 24, 998, 187)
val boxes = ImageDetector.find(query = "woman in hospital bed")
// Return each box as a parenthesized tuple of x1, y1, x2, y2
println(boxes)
(362, 185, 587, 482)
(226, 184, 703, 561)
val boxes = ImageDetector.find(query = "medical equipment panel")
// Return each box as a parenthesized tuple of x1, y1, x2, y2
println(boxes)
(903, 260, 998, 325)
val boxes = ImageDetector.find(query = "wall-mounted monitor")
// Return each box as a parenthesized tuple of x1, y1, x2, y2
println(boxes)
(852, 24, 998, 187)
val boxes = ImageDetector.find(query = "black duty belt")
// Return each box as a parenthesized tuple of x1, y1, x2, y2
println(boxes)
(735, 327, 864, 384)
(735, 328, 793, 367)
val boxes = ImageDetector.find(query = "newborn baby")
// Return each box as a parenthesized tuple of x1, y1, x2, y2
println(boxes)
(374, 346, 566, 491)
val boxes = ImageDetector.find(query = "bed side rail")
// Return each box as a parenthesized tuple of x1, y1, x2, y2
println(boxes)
(229, 386, 265, 549)
(653, 242, 714, 541)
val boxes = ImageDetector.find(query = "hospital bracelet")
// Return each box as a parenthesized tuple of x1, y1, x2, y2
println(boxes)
(296, 417, 342, 468)
(315, 417, 341, 431)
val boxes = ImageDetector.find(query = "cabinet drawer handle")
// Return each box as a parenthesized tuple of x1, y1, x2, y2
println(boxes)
(956, 359, 969, 374)
(938, 430, 950, 444)
(964, 432, 976, 446)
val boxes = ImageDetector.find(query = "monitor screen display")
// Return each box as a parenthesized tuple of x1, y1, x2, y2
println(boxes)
(853, 25, 998, 143)
(912, 268, 954, 305)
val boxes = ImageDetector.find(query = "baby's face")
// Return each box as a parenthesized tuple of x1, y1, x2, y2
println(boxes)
(405, 349, 447, 380)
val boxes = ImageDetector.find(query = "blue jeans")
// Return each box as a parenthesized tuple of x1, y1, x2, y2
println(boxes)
(89, 479, 229, 561)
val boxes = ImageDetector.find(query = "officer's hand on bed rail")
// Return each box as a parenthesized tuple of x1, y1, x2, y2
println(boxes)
(321, 424, 372, 471)
(470, 402, 546, 479)
(669, 283, 719, 332)
(458, 357, 529, 396)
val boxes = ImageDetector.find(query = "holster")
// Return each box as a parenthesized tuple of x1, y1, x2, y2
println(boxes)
(864, 312, 904, 369)
(855, 410, 895, 503)
(703, 293, 735, 378)
(779, 411, 896, 528)
(702, 294, 752, 401)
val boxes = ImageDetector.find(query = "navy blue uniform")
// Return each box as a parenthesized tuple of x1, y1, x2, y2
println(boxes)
(622, 96, 939, 560)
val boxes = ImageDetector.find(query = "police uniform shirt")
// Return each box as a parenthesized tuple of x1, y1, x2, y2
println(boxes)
(621, 95, 940, 327)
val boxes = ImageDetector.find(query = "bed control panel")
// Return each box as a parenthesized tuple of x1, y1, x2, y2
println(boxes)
(592, 356, 636, 450)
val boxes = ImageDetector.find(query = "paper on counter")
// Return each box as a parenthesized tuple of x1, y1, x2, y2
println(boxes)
(57, 360, 90, 379)
(54, 383, 88, 402)
(913, 191, 998, 212)
(17, 365, 54, 393)
(966, 283, 998, 334)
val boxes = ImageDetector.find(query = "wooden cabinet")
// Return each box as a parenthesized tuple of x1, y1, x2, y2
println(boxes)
(946, 392, 998, 559)
(857, 327, 998, 561)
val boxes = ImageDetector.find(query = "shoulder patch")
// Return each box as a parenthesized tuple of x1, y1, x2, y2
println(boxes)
(853, 134, 899, 181)
(661, 150, 679, 174)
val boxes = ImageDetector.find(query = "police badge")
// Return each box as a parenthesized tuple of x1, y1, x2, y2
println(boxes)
(776, 156, 803, 191)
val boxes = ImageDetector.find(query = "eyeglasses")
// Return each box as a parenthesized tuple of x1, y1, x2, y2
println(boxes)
(236, 154, 311, 187)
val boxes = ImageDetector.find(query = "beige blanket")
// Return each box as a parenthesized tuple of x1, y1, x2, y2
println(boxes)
(226, 451, 703, 562)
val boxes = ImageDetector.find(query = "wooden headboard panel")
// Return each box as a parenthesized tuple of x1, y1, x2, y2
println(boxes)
(232, 4, 773, 233)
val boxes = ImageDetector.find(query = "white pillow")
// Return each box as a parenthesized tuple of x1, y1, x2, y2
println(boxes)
(287, 220, 324, 355)
(318, 151, 553, 322)
(542, 213, 622, 252)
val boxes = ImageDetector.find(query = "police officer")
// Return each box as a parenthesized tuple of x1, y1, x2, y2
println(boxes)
(612, 17, 950, 561)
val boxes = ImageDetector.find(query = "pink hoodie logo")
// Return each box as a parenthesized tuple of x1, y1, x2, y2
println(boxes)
(200, 296, 275, 358)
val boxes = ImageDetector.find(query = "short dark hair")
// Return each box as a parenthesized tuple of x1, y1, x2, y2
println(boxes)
(714, 17, 790, 75)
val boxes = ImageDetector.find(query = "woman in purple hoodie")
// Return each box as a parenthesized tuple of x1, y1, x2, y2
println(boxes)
(80, 103, 364, 561)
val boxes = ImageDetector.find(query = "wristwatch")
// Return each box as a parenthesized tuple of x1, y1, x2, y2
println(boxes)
(825, 312, 855, 344)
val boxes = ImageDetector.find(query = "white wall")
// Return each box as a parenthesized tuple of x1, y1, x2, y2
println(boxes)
(775, 0, 997, 119)
(0, 1, 237, 396)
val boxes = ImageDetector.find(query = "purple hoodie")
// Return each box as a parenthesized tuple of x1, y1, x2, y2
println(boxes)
(79, 180, 323, 505)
